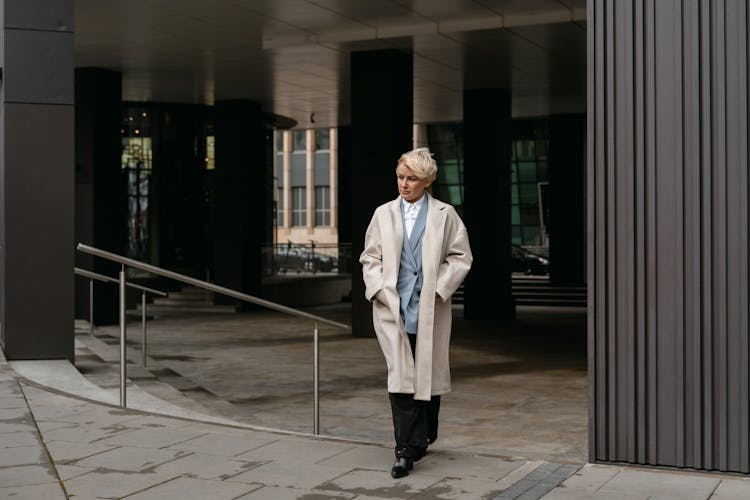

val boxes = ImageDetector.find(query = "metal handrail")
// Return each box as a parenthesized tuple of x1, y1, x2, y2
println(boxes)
(76, 243, 350, 435)
(77, 244, 348, 329)
(75, 267, 167, 296)
(74, 267, 167, 369)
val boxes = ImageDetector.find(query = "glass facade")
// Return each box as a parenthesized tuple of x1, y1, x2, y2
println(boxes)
(121, 108, 154, 263)
(427, 119, 549, 249)
(427, 124, 464, 215)
(510, 120, 548, 247)
(292, 187, 306, 226)
(315, 186, 331, 226)
(275, 134, 284, 227)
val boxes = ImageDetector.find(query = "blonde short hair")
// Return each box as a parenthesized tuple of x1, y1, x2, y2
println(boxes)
(397, 147, 437, 183)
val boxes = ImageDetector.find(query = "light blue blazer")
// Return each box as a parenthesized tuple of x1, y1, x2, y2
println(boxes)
(397, 198, 428, 334)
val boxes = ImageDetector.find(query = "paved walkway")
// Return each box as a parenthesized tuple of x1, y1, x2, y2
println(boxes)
(70, 305, 590, 463)
(3, 352, 750, 499)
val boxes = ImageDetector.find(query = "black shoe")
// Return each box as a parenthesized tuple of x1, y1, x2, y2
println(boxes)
(413, 446, 427, 462)
(391, 456, 413, 478)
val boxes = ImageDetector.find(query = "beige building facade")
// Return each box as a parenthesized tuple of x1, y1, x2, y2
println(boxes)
(274, 128, 338, 247)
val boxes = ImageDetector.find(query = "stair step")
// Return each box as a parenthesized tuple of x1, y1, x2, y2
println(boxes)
(137, 304, 237, 314)
(153, 298, 215, 306)
(171, 288, 212, 298)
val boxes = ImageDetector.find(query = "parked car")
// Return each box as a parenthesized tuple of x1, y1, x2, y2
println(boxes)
(512, 245, 549, 275)
(275, 245, 335, 273)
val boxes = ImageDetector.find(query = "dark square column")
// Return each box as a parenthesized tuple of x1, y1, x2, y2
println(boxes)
(212, 100, 269, 302)
(75, 68, 124, 325)
(548, 114, 585, 285)
(462, 89, 514, 320)
(350, 49, 413, 337)
(0, 1, 75, 360)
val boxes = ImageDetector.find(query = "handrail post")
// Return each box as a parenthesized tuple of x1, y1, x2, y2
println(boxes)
(119, 266, 127, 408)
(141, 291, 147, 367)
(314, 321, 319, 435)
(89, 279, 94, 337)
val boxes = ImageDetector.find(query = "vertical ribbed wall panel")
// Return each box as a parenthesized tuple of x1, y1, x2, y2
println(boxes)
(588, 0, 750, 472)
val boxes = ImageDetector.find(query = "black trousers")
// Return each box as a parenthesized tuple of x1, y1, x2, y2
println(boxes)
(389, 333, 441, 458)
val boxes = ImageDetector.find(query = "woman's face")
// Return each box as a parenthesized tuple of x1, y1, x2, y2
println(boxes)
(396, 163, 431, 203)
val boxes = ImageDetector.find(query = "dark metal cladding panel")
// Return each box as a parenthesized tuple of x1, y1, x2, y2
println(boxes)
(586, 0, 598, 464)
(589, 0, 750, 472)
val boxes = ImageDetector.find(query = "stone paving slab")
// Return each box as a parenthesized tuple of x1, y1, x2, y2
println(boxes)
(0, 464, 59, 488)
(44, 439, 119, 463)
(541, 463, 750, 500)
(41, 420, 138, 443)
(6, 364, 750, 500)
(317, 445, 395, 471)
(124, 476, 262, 499)
(55, 463, 97, 481)
(410, 476, 506, 499)
(95, 426, 208, 449)
(165, 429, 279, 457)
(63, 469, 182, 499)
(318, 468, 443, 498)
(0, 482, 66, 499)
(235, 437, 355, 464)
(597, 468, 720, 499)
(152, 451, 264, 480)
(227, 460, 355, 489)
(710, 478, 750, 499)
(237, 485, 355, 499)
(0, 430, 41, 448)
(415, 452, 526, 481)
(0, 445, 49, 468)
(73, 445, 190, 472)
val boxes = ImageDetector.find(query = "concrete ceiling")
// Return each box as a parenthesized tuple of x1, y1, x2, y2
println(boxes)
(75, 0, 586, 127)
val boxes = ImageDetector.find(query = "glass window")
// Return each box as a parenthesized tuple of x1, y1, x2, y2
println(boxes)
(205, 136, 215, 170)
(121, 137, 153, 262)
(292, 187, 306, 226)
(315, 129, 330, 150)
(520, 183, 538, 204)
(512, 226, 522, 245)
(293, 130, 306, 151)
(516, 140, 535, 161)
(522, 226, 540, 245)
(315, 186, 330, 226)
(517, 162, 537, 182)
(276, 130, 284, 152)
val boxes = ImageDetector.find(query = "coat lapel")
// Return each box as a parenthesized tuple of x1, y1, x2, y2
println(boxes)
(422, 194, 447, 274)
(388, 196, 405, 271)
(408, 199, 428, 253)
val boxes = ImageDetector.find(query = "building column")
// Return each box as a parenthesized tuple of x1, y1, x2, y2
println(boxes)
(548, 114, 585, 284)
(413, 123, 428, 149)
(212, 100, 268, 302)
(462, 89, 514, 320)
(589, 0, 749, 472)
(0, 1, 75, 360)
(74, 68, 124, 326)
(329, 127, 338, 230)
(306, 129, 315, 233)
(282, 131, 292, 229)
(350, 49, 413, 337)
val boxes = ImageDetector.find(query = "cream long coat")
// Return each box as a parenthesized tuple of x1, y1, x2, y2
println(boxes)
(360, 193, 472, 401)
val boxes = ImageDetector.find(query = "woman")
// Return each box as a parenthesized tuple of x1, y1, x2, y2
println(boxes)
(360, 147, 472, 478)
